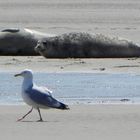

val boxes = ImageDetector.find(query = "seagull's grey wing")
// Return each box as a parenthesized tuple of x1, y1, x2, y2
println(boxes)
(26, 86, 62, 108)
(39, 86, 53, 96)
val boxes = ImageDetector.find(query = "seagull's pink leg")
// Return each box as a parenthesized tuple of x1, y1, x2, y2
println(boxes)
(17, 107, 33, 121)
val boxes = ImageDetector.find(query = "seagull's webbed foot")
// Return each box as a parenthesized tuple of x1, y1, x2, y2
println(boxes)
(37, 119, 43, 122)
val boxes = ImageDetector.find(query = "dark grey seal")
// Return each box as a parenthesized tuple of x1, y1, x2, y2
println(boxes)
(35, 32, 140, 58)
(0, 28, 55, 55)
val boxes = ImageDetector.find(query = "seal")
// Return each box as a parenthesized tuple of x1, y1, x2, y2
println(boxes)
(0, 28, 55, 55)
(35, 32, 140, 58)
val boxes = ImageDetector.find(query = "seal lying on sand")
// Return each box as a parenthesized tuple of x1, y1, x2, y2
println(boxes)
(35, 32, 140, 58)
(0, 28, 55, 55)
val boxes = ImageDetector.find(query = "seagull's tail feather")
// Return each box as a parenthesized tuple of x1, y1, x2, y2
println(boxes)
(57, 102, 70, 110)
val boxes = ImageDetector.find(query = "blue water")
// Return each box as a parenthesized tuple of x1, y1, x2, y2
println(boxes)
(0, 72, 140, 105)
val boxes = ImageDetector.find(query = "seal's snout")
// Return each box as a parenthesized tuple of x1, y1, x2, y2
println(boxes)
(34, 45, 40, 52)
(35, 41, 46, 52)
(34, 41, 41, 52)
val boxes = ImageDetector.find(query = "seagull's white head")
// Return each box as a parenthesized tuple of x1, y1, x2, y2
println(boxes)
(15, 69, 33, 79)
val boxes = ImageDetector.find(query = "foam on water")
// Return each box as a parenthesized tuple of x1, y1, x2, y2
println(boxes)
(0, 72, 140, 105)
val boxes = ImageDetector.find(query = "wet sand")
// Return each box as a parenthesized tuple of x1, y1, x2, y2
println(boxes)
(0, 105, 140, 140)
(0, 0, 140, 44)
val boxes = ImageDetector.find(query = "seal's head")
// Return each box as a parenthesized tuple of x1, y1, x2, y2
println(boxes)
(35, 40, 46, 53)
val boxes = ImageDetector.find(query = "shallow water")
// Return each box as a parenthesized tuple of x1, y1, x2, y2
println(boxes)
(0, 72, 140, 105)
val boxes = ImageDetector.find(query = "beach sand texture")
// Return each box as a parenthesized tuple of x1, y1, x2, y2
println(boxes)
(0, 0, 140, 43)
(0, 105, 140, 140)
(0, 0, 140, 140)
(0, 56, 140, 73)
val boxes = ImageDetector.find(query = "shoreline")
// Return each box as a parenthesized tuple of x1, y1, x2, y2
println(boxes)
(1, 56, 140, 106)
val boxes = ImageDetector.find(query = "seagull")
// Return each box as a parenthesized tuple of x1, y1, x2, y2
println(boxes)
(15, 69, 69, 122)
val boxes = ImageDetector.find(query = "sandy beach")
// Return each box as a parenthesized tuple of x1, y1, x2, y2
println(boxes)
(1, 57, 140, 140)
(1, 0, 140, 139)
(0, 105, 140, 140)
(0, 56, 140, 74)
(0, 0, 140, 45)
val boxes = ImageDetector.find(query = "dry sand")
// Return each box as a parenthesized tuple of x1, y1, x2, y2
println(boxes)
(0, 105, 140, 140)
(0, 56, 140, 74)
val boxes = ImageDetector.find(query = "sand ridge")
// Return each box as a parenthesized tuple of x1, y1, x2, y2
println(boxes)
(0, 56, 140, 74)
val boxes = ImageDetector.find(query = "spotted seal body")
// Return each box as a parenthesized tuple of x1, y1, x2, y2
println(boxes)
(0, 28, 55, 55)
(35, 32, 140, 58)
